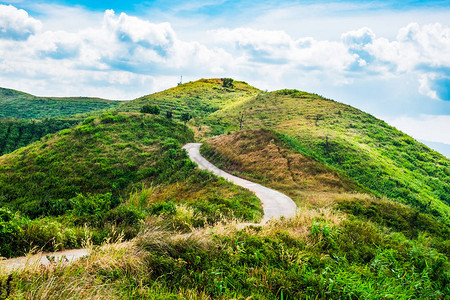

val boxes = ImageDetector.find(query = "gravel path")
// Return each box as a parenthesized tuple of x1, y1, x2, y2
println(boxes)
(182, 143, 297, 223)
(1, 249, 90, 272)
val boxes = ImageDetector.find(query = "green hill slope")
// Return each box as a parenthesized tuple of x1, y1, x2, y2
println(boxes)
(0, 87, 121, 119)
(0, 112, 261, 257)
(202, 89, 450, 223)
(117, 78, 259, 128)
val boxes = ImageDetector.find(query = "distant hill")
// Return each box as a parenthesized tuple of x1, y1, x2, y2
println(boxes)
(0, 87, 122, 119)
(0, 87, 125, 156)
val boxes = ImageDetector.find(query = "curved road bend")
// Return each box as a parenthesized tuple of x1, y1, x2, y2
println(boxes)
(182, 143, 297, 223)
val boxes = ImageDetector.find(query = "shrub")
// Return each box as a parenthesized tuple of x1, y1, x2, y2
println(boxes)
(0, 208, 29, 257)
(70, 193, 113, 225)
(141, 105, 161, 115)
(221, 78, 234, 88)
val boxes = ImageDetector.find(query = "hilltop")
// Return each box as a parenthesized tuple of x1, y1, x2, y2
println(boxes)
(0, 78, 449, 299)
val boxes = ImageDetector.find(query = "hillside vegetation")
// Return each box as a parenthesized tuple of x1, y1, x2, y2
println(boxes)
(1, 78, 449, 299)
(117, 79, 259, 124)
(0, 87, 123, 156)
(0, 87, 121, 120)
(0, 117, 81, 156)
(0, 112, 261, 258)
(198, 89, 450, 224)
(115, 79, 450, 224)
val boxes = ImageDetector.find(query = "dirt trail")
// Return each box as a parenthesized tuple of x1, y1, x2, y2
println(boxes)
(182, 143, 297, 223)
(1, 143, 297, 272)
(1, 249, 90, 272)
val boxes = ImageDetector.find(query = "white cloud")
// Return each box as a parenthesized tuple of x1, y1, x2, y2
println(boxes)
(103, 9, 175, 50)
(0, 4, 42, 40)
(366, 23, 450, 73)
(418, 73, 438, 100)
(0, 4, 449, 111)
(388, 115, 450, 145)
(342, 27, 375, 47)
(210, 27, 356, 77)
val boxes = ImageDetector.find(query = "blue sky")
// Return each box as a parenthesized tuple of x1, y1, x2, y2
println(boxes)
(0, 0, 449, 156)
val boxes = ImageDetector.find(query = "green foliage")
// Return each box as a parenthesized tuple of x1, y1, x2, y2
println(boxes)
(0, 117, 80, 156)
(221, 78, 234, 88)
(1, 79, 450, 299)
(181, 112, 192, 123)
(70, 193, 113, 225)
(116, 78, 259, 122)
(140, 104, 160, 115)
(0, 208, 29, 257)
(199, 87, 450, 224)
(337, 198, 450, 256)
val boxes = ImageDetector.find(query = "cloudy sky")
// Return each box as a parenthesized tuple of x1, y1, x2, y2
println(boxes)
(0, 0, 449, 156)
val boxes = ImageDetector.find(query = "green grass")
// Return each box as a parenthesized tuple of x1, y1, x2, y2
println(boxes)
(116, 79, 260, 130)
(3, 208, 448, 299)
(0, 87, 121, 120)
(0, 86, 123, 156)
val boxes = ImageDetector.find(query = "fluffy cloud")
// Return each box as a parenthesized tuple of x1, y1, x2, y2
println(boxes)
(0, 7, 233, 98)
(0, 4, 449, 104)
(210, 27, 356, 77)
(342, 27, 375, 47)
(0, 4, 42, 40)
(342, 23, 450, 100)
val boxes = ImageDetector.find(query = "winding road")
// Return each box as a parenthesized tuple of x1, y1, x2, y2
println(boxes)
(182, 143, 297, 223)
(1, 143, 297, 271)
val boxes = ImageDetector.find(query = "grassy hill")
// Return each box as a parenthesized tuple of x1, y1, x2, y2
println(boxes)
(1, 79, 449, 299)
(200, 89, 450, 224)
(114, 79, 450, 224)
(0, 112, 261, 258)
(0, 86, 125, 156)
(0, 87, 121, 120)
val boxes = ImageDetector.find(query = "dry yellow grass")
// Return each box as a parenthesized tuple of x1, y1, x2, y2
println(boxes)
(204, 129, 362, 206)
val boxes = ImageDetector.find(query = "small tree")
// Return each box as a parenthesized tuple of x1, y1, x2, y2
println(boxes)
(141, 105, 160, 115)
(181, 112, 192, 131)
(166, 110, 173, 119)
(315, 114, 324, 126)
(237, 111, 245, 130)
(221, 78, 234, 89)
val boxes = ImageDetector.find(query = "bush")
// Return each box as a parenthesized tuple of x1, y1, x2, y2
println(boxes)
(141, 105, 161, 115)
(0, 208, 29, 257)
(221, 78, 234, 89)
(70, 193, 113, 225)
